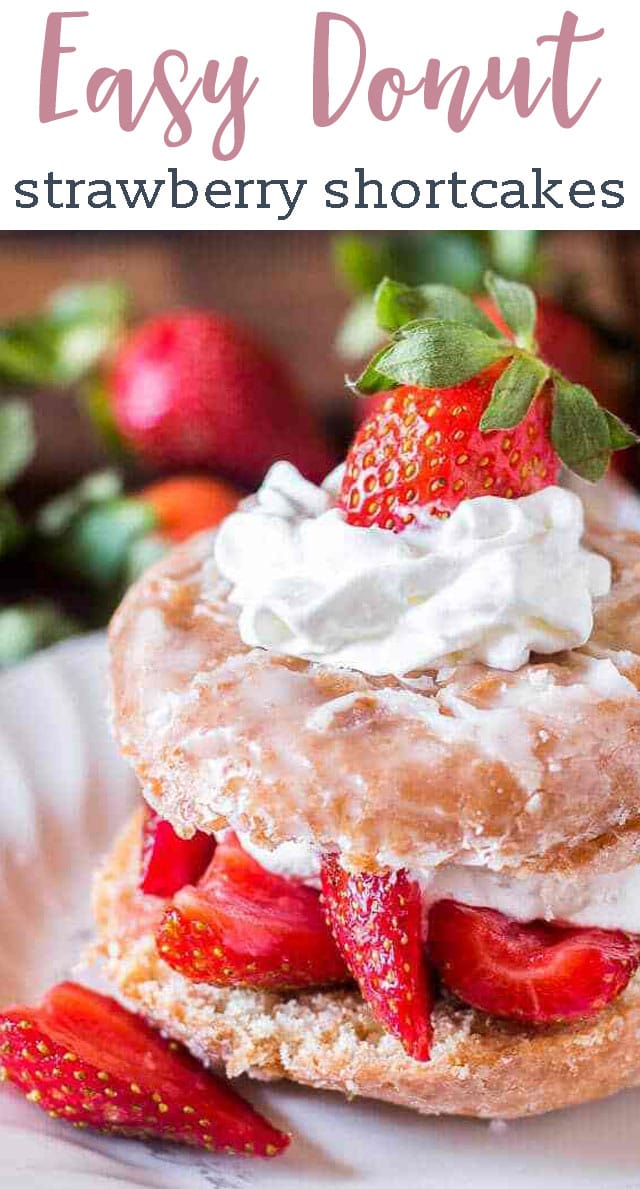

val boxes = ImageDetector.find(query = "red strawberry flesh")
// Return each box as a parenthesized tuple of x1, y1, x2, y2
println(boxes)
(321, 856, 434, 1061)
(156, 833, 349, 989)
(341, 362, 558, 530)
(141, 807, 216, 897)
(428, 901, 640, 1024)
(0, 981, 288, 1155)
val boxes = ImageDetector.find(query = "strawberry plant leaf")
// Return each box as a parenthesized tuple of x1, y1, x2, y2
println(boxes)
(45, 283, 129, 385)
(484, 271, 537, 350)
(375, 279, 430, 333)
(47, 282, 128, 330)
(0, 322, 60, 386)
(43, 497, 156, 588)
(551, 379, 611, 481)
(0, 498, 24, 557)
(0, 602, 79, 667)
(82, 378, 126, 455)
(603, 409, 639, 451)
(480, 356, 549, 432)
(333, 234, 394, 294)
(361, 321, 511, 392)
(0, 399, 35, 488)
(0, 285, 129, 389)
(354, 343, 398, 395)
(37, 470, 123, 537)
(488, 231, 540, 280)
(375, 278, 502, 337)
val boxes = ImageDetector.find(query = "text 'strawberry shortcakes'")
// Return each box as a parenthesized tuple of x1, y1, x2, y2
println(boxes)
(92, 274, 640, 1125)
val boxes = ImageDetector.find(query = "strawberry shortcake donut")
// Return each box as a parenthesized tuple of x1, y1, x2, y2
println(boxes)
(96, 275, 640, 1119)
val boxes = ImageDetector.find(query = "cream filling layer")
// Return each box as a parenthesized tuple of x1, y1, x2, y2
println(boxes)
(237, 833, 640, 935)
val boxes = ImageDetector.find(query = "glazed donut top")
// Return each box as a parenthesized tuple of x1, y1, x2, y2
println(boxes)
(109, 498, 640, 878)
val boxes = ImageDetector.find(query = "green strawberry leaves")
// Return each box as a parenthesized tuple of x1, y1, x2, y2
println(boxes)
(37, 470, 158, 588)
(355, 344, 399, 396)
(484, 271, 537, 349)
(45, 498, 157, 588)
(375, 280, 429, 333)
(551, 381, 639, 482)
(603, 409, 639, 451)
(0, 399, 35, 561)
(354, 271, 639, 482)
(0, 399, 35, 489)
(551, 381, 610, 482)
(45, 283, 128, 385)
(480, 356, 549, 432)
(0, 602, 79, 668)
(375, 278, 501, 338)
(358, 321, 509, 395)
(0, 284, 128, 388)
(37, 470, 123, 537)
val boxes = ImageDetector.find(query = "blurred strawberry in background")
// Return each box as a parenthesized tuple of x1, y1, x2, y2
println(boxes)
(138, 475, 241, 543)
(110, 311, 336, 487)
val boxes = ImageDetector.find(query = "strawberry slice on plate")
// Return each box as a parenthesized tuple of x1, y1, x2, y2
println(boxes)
(0, 981, 288, 1156)
(156, 833, 349, 989)
(140, 806, 216, 897)
(428, 900, 640, 1024)
(321, 856, 434, 1061)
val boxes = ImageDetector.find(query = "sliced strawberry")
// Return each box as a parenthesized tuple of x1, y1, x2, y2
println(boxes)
(321, 856, 434, 1061)
(0, 981, 288, 1156)
(141, 806, 216, 897)
(428, 901, 640, 1024)
(156, 834, 349, 990)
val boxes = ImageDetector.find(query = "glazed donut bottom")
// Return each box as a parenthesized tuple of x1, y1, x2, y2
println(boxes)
(92, 812, 640, 1120)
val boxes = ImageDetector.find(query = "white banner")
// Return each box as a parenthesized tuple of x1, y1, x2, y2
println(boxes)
(1, 0, 634, 229)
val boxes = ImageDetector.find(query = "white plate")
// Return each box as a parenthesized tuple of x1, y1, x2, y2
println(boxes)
(1, 635, 640, 1189)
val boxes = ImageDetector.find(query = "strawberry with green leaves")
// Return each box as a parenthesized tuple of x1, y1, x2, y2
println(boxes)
(340, 272, 638, 530)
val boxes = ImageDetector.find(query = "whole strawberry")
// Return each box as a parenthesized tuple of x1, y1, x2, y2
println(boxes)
(343, 364, 557, 529)
(341, 273, 637, 530)
(111, 312, 336, 487)
(138, 475, 241, 543)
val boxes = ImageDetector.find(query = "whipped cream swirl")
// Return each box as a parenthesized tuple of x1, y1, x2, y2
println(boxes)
(214, 462, 611, 676)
